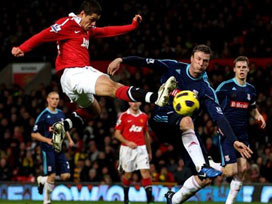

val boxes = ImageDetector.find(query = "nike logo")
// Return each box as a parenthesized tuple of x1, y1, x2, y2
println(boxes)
(74, 31, 80, 33)
(127, 120, 132, 123)
(198, 173, 207, 178)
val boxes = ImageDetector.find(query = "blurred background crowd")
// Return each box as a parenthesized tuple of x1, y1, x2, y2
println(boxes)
(0, 0, 271, 186)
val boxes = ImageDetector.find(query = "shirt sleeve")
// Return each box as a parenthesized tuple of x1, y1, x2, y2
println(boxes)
(32, 117, 45, 134)
(143, 114, 148, 132)
(250, 86, 257, 109)
(204, 85, 237, 144)
(115, 114, 125, 131)
(90, 20, 138, 38)
(122, 56, 170, 72)
(215, 83, 227, 105)
(19, 18, 72, 53)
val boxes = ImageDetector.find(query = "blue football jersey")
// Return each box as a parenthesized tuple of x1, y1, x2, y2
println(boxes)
(125, 57, 224, 122)
(216, 78, 256, 129)
(32, 107, 65, 150)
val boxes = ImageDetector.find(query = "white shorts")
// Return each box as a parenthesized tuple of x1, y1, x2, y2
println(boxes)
(119, 145, 150, 172)
(60, 66, 107, 108)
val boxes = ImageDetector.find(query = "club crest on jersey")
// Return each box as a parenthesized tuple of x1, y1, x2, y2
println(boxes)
(50, 24, 62, 33)
(81, 37, 89, 49)
(225, 155, 230, 162)
(192, 90, 199, 97)
(247, 94, 251, 100)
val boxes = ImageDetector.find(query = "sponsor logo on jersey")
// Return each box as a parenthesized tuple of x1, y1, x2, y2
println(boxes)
(129, 124, 143, 132)
(74, 30, 80, 34)
(81, 37, 89, 49)
(230, 100, 249, 109)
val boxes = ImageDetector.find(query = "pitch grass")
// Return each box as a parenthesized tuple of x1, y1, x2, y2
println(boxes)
(0, 201, 268, 204)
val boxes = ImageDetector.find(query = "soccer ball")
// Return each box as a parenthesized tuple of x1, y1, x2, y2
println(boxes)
(173, 90, 200, 116)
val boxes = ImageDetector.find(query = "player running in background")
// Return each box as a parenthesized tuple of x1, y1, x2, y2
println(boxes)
(211, 56, 266, 204)
(31, 92, 74, 204)
(12, 0, 176, 140)
(108, 44, 253, 204)
(115, 102, 153, 204)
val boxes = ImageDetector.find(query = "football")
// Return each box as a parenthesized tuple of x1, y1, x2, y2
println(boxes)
(173, 90, 200, 116)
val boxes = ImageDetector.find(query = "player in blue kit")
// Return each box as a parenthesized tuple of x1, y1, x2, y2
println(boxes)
(212, 56, 266, 204)
(108, 45, 253, 204)
(31, 91, 74, 204)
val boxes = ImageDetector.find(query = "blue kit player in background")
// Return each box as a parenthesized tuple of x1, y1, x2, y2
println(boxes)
(31, 91, 74, 204)
(108, 44, 253, 204)
(210, 56, 266, 204)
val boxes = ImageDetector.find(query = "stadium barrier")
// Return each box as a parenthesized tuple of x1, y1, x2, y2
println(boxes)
(0, 183, 272, 203)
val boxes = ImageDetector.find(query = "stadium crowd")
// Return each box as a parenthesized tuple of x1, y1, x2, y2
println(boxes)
(0, 61, 271, 184)
(0, 0, 271, 186)
(1, 0, 272, 69)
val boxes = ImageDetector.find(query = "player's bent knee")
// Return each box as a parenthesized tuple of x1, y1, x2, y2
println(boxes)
(223, 167, 238, 177)
(180, 116, 194, 132)
(61, 174, 71, 181)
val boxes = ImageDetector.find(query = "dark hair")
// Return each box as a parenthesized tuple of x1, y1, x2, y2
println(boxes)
(234, 56, 249, 66)
(192, 44, 212, 57)
(79, 0, 102, 16)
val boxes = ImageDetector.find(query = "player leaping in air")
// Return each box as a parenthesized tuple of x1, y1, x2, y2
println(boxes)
(11, 0, 177, 145)
(108, 44, 253, 204)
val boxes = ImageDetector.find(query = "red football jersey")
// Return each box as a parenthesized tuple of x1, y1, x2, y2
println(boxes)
(115, 109, 148, 146)
(19, 13, 138, 72)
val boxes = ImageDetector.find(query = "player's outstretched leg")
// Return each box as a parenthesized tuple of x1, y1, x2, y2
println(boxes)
(165, 190, 175, 204)
(197, 164, 222, 179)
(51, 121, 65, 152)
(37, 176, 45, 194)
(155, 76, 177, 106)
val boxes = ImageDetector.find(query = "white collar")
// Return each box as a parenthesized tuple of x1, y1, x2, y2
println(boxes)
(127, 109, 142, 117)
(68, 12, 81, 25)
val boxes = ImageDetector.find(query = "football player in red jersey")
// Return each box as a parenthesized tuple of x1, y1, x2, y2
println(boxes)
(115, 102, 153, 204)
(12, 0, 177, 140)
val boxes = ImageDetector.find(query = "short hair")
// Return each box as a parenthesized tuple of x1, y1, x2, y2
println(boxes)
(192, 44, 212, 57)
(234, 56, 249, 66)
(47, 91, 59, 98)
(79, 0, 102, 16)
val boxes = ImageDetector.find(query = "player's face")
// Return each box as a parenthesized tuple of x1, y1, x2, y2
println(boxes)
(190, 51, 210, 77)
(80, 12, 101, 31)
(47, 93, 59, 109)
(234, 61, 249, 80)
(129, 102, 141, 111)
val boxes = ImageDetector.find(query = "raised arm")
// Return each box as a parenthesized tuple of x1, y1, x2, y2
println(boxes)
(12, 19, 72, 57)
(91, 14, 142, 38)
(107, 56, 169, 76)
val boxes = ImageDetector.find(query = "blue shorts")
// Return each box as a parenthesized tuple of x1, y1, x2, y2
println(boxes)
(219, 127, 249, 166)
(41, 149, 70, 175)
(150, 108, 209, 175)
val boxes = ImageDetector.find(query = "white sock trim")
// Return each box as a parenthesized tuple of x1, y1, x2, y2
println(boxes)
(128, 86, 136, 102)
(65, 118, 73, 129)
(181, 129, 206, 170)
(145, 92, 153, 103)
